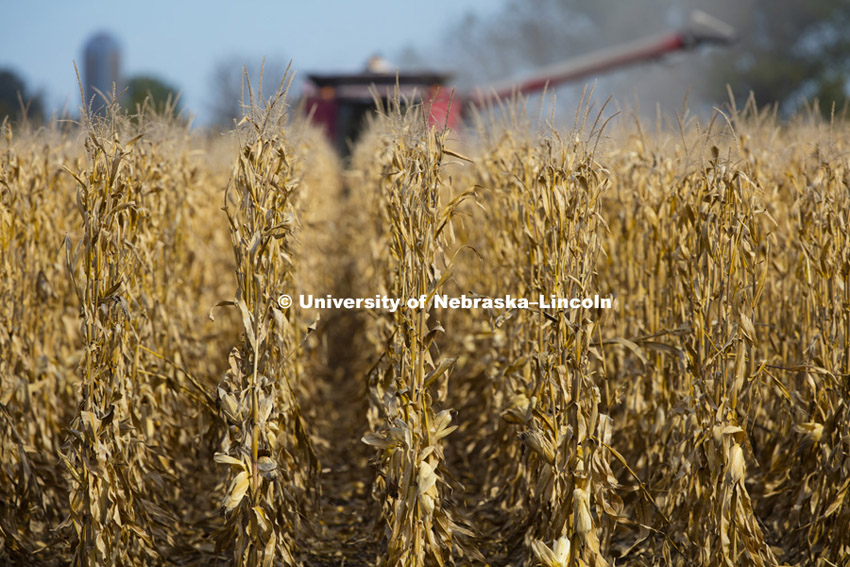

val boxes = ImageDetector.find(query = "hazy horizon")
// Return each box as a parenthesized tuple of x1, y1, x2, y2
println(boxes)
(0, 0, 502, 124)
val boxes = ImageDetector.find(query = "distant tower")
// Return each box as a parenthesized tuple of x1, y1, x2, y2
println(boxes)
(83, 32, 121, 112)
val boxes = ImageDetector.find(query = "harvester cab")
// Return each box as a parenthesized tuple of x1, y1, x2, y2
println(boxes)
(302, 10, 736, 155)
(302, 57, 456, 155)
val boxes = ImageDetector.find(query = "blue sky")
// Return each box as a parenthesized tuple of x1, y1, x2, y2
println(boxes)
(1, 0, 502, 123)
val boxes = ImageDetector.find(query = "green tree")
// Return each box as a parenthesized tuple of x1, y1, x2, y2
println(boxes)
(0, 68, 44, 122)
(710, 0, 850, 116)
(124, 75, 181, 116)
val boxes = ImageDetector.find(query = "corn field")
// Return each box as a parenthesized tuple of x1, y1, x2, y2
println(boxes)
(1, 75, 849, 567)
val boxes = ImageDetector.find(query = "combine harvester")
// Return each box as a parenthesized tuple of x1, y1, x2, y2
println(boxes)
(302, 11, 736, 153)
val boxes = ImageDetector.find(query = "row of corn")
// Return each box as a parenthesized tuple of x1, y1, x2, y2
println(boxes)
(1, 84, 849, 567)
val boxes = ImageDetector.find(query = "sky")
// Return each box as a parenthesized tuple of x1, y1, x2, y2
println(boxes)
(0, 0, 503, 124)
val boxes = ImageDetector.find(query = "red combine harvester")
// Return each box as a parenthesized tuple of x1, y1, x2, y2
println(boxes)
(303, 11, 735, 154)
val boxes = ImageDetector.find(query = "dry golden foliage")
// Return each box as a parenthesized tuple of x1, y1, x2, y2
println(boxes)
(1, 84, 849, 567)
